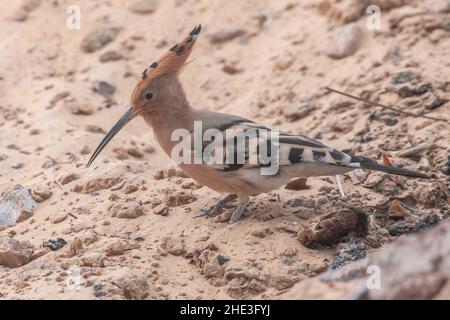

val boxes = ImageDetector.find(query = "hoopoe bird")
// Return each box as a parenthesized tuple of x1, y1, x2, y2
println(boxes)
(87, 25, 429, 223)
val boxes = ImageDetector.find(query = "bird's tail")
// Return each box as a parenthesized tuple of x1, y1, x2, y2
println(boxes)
(347, 155, 430, 179)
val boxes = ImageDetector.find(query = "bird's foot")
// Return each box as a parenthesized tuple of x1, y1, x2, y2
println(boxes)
(229, 202, 248, 224)
(195, 194, 238, 218)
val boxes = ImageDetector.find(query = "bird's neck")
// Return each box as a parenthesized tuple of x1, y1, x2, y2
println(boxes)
(143, 99, 195, 156)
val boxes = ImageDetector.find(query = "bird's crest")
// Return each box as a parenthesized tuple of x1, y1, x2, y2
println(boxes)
(139, 25, 201, 83)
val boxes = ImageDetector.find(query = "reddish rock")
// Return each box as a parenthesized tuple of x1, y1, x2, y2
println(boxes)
(298, 208, 368, 248)
(0, 238, 34, 268)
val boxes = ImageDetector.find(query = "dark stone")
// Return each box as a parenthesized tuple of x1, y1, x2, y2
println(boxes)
(414, 82, 432, 95)
(396, 84, 415, 98)
(42, 238, 67, 251)
(218, 255, 230, 265)
(429, 97, 447, 109)
(93, 80, 116, 96)
(385, 118, 398, 126)
(393, 71, 413, 84)
(93, 284, 107, 298)
(329, 242, 367, 270)
(414, 214, 440, 232)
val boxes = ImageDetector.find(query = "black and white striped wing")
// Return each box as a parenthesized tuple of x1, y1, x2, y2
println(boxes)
(202, 120, 354, 172)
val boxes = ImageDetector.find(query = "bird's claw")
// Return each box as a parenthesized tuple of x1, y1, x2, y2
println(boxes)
(195, 194, 238, 218)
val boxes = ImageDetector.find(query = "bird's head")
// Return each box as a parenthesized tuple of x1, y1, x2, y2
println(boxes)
(86, 25, 201, 167)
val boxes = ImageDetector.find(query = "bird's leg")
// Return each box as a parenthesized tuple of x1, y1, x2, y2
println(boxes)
(228, 202, 248, 224)
(196, 193, 238, 218)
(229, 194, 250, 224)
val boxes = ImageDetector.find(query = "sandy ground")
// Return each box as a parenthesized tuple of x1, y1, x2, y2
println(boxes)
(0, 0, 449, 299)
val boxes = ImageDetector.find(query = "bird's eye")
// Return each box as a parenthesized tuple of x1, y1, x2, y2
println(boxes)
(144, 92, 153, 100)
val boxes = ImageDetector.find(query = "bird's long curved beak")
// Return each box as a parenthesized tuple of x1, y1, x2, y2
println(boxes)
(86, 107, 139, 167)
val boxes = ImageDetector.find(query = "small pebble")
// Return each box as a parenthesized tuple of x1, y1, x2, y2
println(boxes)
(99, 50, 123, 62)
(128, 0, 158, 14)
(442, 156, 450, 175)
(393, 71, 413, 84)
(93, 80, 116, 96)
(11, 162, 23, 169)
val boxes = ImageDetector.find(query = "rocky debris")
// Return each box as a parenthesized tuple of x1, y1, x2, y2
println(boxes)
(107, 269, 150, 299)
(396, 143, 434, 158)
(317, 0, 364, 24)
(49, 91, 70, 106)
(110, 201, 144, 219)
(105, 240, 126, 256)
(81, 252, 105, 267)
(284, 196, 316, 208)
(31, 184, 52, 203)
(21, 0, 41, 12)
(113, 147, 130, 160)
(163, 190, 197, 207)
(329, 241, 367, 270)
(31, 248, 50, 261)
(99, 50, 123, 62)
(343, 221, 450, 299)
(41, 158, 56, 169)
(273, 50, 296, 71)
(151, 203, 169, 216)
(0, 238, 34, 268)
(298, 208, 368, 248)
(42, 238, 67, 251)
(324, 23, 362, 59)
(73, 176, 123, 194)
(51, 213, 68, 224)
(442, 156, 450, 175)
(222, 64, 242, 75)
(387, 199, 412, 218)
(10, 162, 23, 169)
(123, 182, 139, 194)
(361, 172, 405, 195)
(12, 0, 41, 22)
(85, 124, 106, 134)
(81, 22, 120, 53)
(80, 146, 91, 155)
(13, 10, 28, 22)
(388, 214, 441, 236)
(0, 185, 37, 226)
(192, 249, 226, 286)
(93, 80, 116, 97)
(268, 274, 298, 290)
(58, 173, 80, 185)
(393, 70, 413, 84)
(126, 147, 143, 158)
(318, 0, 405, 25)
(63, 237, 84, 258)
(284, 196, 318, 219)
(161, 236, 185, 256)
(68, 101, 94, 115)
(128, 0, 158, 14)
(414, 185, 448, 208)
(283, 103, 314, 122)
(224, 266, 266, 298)
(425, 95, 448, 110)
(284, 178, 309, 191)
(217, 255, 230, 265)
(250, 227, 273, 238)
(208, 28, 246, 44)
(153, 167, 190, 180)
